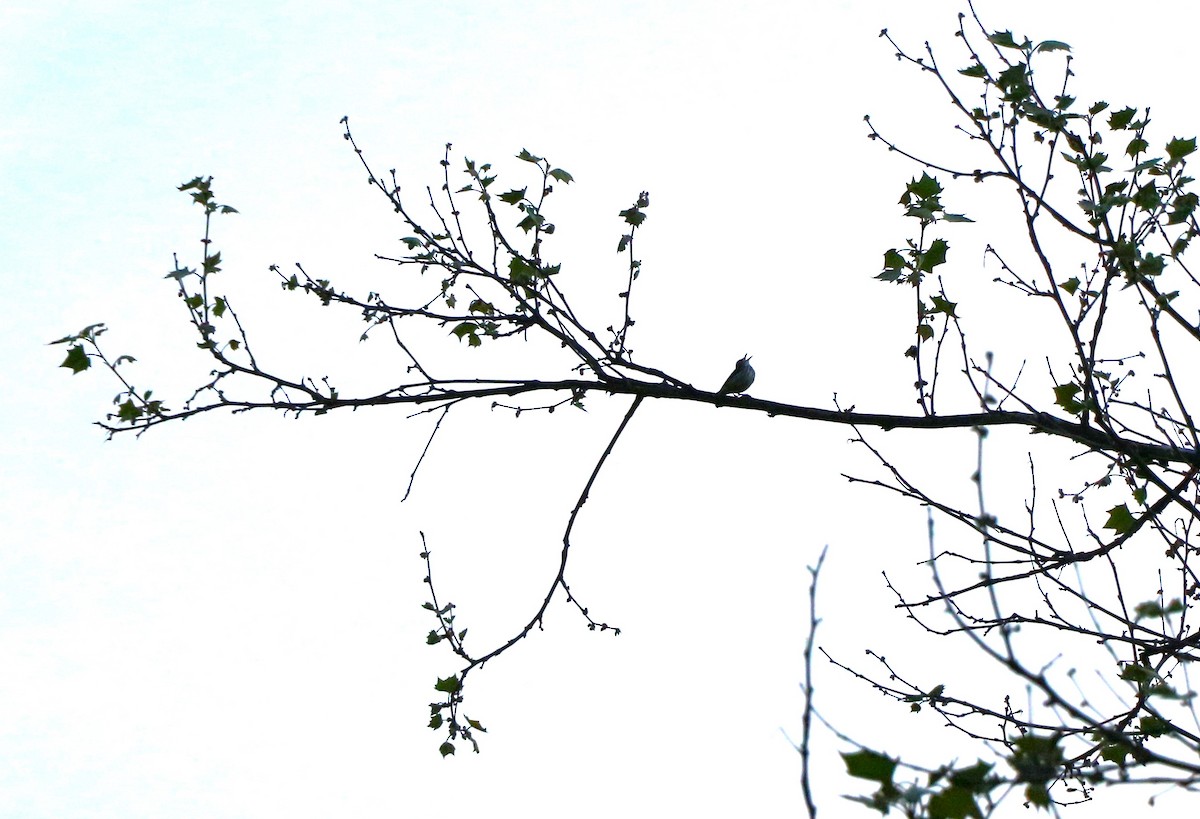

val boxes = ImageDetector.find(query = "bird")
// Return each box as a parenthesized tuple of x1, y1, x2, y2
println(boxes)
(717, 355, 755, 395)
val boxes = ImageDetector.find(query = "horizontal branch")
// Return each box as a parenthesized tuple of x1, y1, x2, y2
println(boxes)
(107, 376, 1200, 466)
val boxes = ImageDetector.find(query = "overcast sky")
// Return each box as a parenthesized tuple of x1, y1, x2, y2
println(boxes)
(4, 2, 1198, 816)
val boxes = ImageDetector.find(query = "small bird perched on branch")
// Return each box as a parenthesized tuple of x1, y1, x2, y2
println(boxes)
(717, 355, 755, 395)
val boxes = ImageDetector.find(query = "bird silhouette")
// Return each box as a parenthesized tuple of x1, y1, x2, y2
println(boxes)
(717, 355, 755, 395)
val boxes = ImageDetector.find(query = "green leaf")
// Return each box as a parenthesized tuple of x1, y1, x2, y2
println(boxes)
(619, 205, 647, 226)
(1104, 503, 1136, 535)
(906, 172, 942, 200)
(928, 785, 982, 819)
(1007, 734, 1063, 805)
(1126, 137, 1150, 157)
(516, 148, 543, 164)
(958, 63, 987, 79)
(943, 213, 974, 222)
(1139, 715, 1170, 737)
(549, 168, 574, 183)
(1023, 103, 1067, 132)
(987, 30, 1020, 49)
(117, 399, 142, 422)
(1167, 191, 1198, 225)
(1100, 742, 1130, 764)
(1052, 383, 1084, 415)
(1088, 101, 1110, 116)
(1132, 183, 1161, 211)
(202, 251, 222, 276)
(1107, 107, 1137, 130)
(1133, 601, 1163, 620)
(498, 188, 527, 205)
(1166, 136, 1197, 162)
(59, 344, 91, 374)
(178, 176, 207, 193)
(1024, 783, 1051, 808)
(1120, 662, 1153, 684)
(438, 741, 456, 757)
(1083, 151, 1111, 173)
(509, 256, 537, 286)
(213, 297, 227, 317)
(425, 630, 442, 645)
(1059, 277, 1080, 295)
(930, 295, 958, 317)
(843, 749, 897, 784)
(996, 65, 1031, 102)
(948, 761, 994, 792)
(1035, 40, 1070, 53)
(1138, 252, 1166, 277)
(918, 239, 948, 272)
(401, 236, 423, 250)
(451, 323, 481, 346)
(517, 213, 544, 233)
(433, 675, 461, 694)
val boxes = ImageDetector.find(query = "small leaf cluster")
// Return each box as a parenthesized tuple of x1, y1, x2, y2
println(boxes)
(1005, 734, 1063, 809)
(420, 568, 486, 758)
(50, 323, 167, 425)
(178, 175, 240, 217)
(50, 322, 107, 375)
(427, 669, 487, 758)
(608, 191, 650, 356)
(51, 177, 250, 433)
(167, 178, 241, 355)
(953, 22, 1199, 289)
(380, 144, 578, 353)
(843, 747, 1001, 819)
(878, 173, 970, 287)
(876, 173, 966, 381)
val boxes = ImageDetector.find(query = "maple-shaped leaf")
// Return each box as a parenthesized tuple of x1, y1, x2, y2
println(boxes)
(60, 344, 91, 374)
(842, 749, 896, 783)
(117, 400, 142, 422)
(1104, 503, 1136, 535)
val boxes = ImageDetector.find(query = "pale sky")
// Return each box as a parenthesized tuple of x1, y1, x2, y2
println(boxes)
(3, 2, 1198, 816)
